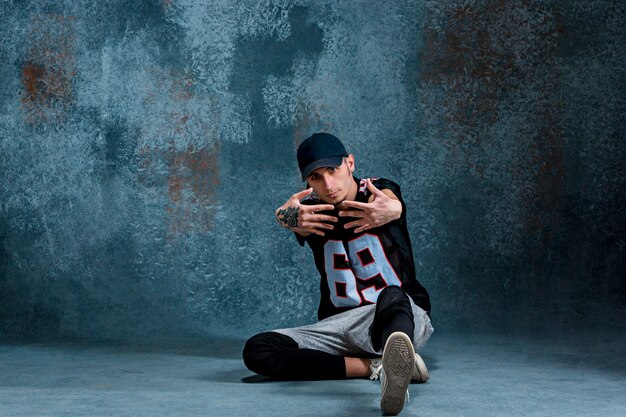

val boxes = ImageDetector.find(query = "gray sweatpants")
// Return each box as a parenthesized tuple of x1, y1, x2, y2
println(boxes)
(273, 298, 434, 357)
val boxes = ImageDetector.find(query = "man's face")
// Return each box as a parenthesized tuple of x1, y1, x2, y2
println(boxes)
(306, 154, 356, 205)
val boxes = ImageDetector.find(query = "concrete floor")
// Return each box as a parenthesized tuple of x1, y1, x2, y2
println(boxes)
(1, 331, 624, 417)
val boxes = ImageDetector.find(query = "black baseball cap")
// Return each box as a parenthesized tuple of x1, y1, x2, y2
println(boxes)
(297, 133, 348, 181)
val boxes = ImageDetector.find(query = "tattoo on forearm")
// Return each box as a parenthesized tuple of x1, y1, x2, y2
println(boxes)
(276, 206, 300, 228)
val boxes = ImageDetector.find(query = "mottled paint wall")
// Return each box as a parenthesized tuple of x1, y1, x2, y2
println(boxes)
(0, 0, 623, 341)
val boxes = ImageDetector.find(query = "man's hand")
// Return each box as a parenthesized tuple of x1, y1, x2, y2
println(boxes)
(275, 188, 338, 237)
(338, 179, 402, 233)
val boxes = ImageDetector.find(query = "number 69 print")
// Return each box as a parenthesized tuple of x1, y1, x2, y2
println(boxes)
(323, 234, 402, 308)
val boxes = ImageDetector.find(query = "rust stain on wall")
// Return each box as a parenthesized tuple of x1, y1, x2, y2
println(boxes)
(420, 1, 566, 252)
(166, 142, 221, 236)
(421, 2, 527, 149)
(164, 71, 221, 236)
(21, 14, 77, 124)
(138, 142, 221, 238)
(21, 63, 46, 97)
(135, 69, 222, 237)
(164, 69, 194, 102)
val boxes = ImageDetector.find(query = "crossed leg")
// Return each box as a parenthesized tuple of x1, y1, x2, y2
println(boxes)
(242, 286, 421, 380)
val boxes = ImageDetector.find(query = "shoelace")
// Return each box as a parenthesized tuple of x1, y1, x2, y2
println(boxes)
(370, 363, 383, 380)
(369, 364, 410, 403)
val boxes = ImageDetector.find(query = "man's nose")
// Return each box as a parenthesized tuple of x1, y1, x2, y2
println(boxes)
(322, 175, 333, 190)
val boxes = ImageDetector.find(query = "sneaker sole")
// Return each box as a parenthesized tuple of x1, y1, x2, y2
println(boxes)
(381, 332, 415, 415)
(413, 352, 430, 383)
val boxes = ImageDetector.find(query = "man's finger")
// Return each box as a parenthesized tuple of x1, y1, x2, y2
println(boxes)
(309, 214, 338, 223)
(303, 221, 334, 230)
(354, 224, 371, 233)
(344, 220, 369, 229)
(305, 226, 329, 236)
(305, 203, 336, 212)
(338, 200, 370, 210)
(338, 210, 367, 218)
(294, 187, 313, 199)
(292, 227, 313, 237)
(366, 178, 385, 196)
(303, 227, 325, 236)
(343, 220, 364, 229)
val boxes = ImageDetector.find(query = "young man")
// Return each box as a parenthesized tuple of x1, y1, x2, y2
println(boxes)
(243, 133, 433, 415)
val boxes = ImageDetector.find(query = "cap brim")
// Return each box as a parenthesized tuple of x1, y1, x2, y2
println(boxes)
(301, 156, 344, 181)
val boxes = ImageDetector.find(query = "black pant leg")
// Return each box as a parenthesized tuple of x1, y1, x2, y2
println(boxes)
(369, 286, 415, 352)
(242, 331, 346, 380)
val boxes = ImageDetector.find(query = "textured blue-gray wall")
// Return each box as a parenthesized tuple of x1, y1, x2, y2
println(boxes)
(0, 0, 624, 341)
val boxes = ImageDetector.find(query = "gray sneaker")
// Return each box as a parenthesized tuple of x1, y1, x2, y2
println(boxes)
(379, 332, 416, 415)
(370, 352, 429, 383)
